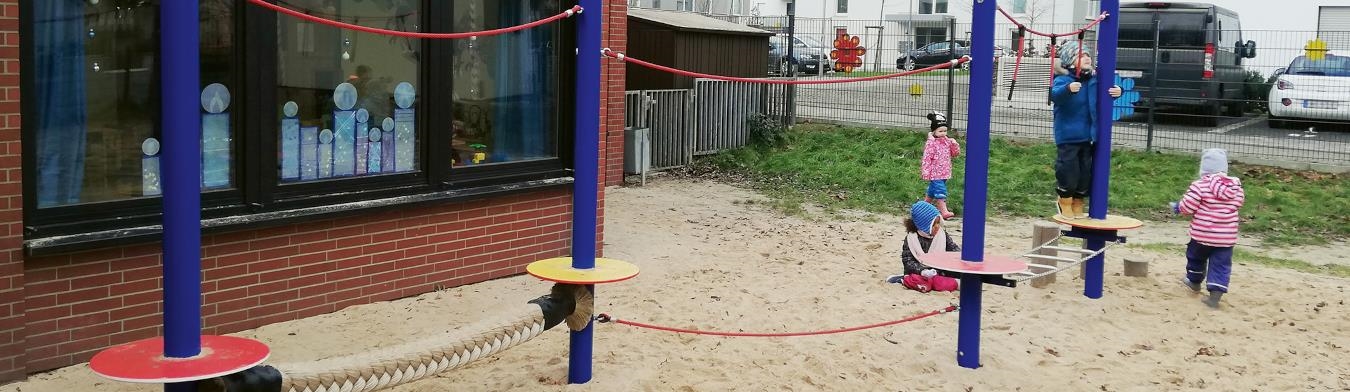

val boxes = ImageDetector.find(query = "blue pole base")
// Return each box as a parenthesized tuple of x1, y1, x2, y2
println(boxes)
(567, 285, 596, 384)
(166, 382, 196, 392)
(955, 275, 983, 369)
(1084, 239, 1106, 299)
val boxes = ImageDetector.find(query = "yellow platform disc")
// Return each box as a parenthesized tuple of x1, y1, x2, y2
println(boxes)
(527, 257, 639, 285)
(1052, 214, 1144, 231)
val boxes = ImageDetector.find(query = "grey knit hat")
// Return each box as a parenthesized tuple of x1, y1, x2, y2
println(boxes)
(1057, 40, 1093, 69)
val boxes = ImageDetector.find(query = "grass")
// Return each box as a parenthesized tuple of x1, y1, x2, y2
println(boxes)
(1131, 243, 1350, 279)
(699, 123, 1349, 247)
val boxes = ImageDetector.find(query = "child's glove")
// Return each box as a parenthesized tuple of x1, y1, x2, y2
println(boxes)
(921, 269, 938, 278)
(1169, 201, 1180, 214)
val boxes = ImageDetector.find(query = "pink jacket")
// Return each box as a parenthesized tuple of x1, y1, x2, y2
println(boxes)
(921, 135, 961, 181)
(1178, 173, 1245, 247)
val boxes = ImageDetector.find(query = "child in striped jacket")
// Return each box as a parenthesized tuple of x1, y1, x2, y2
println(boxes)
(1171, 148, 1245, 308)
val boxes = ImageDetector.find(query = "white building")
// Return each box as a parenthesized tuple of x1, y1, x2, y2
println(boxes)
(627, 0, 755, 15)
(1321, 6, 1350, 53)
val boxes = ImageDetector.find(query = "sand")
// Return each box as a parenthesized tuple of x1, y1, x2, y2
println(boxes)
(5, 178, 1348, 392)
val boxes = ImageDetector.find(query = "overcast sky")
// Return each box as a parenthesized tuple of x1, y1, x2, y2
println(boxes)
(1207, 0, 1340, 72)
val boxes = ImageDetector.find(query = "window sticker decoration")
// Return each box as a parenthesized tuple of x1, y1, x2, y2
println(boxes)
(332, 110, 357, 177)
(281, 101, 301, 180)
(318, 129, 334, 178)
(355, 108, 370, 176)
(142, 138, 161, 196)
(393, 82, 416, 172)
(1112, 74, 1141, 121)
(831, 33, 867, 73)
(368, 127, 383, 173)
(300, 126, 319, 180)
(201, 83, 232, 189)
(381, 117, 396, 173)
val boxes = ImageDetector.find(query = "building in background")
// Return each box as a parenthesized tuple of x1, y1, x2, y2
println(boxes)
(1321, 6, 1350, 53)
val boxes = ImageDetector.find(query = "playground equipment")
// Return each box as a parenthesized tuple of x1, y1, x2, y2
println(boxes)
(88, 0, 636, 390)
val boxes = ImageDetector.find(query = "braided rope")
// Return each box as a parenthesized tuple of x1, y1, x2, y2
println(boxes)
(272, 305, 548, 392)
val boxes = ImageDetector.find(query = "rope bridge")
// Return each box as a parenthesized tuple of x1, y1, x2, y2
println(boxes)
(196, 284, 593, 392)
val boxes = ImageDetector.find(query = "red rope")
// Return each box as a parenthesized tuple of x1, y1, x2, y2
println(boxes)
(248, 0, 581, 39)
(997, 7, 1107, 38)
(1075, 34, 1085, 78)
(604, 49, 969, 85)
(1012, 31, 1026, 82)
(598, 306, 956, 337)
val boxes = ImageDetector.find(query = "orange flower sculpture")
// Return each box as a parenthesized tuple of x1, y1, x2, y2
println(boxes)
(831, 33, 867, 73)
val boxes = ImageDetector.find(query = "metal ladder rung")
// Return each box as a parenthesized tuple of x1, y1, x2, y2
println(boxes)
(1023, 253, 1079, 264)
(1041, 246, 1094, 255)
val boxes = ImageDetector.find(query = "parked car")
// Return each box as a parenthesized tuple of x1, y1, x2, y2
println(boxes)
(1116, 2, 1256, 126)
(768, 35, 831, 76)
(897, 40, 1006, 71)
(1267, 54, 1350, 128)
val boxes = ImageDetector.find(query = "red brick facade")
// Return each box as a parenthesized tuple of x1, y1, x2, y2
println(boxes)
(0, 0, 627, 381)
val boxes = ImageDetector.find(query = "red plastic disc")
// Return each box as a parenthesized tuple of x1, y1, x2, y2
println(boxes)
(922, 252, 1028, 275)
(89, 335, 270, 384)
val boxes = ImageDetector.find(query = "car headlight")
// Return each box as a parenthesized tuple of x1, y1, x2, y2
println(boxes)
(1277, 79, 1293, 90)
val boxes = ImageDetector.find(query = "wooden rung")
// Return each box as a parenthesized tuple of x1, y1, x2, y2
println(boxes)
(1026, 263, 1060, 270)
(1024, 254, 1079, 263)
(1041, 246, 1094, 254)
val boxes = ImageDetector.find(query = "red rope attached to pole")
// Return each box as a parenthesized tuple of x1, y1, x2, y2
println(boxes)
(997, 7, 1107, 38)
(1009, 27, 1026, 100)
(604, 49, 970, 85)
(596, 305, 957, 337)
(248, 0, 581, 39)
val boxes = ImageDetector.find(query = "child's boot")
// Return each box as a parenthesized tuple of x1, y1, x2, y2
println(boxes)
(1071, 198, 1087, 219)
(1179, 277, 1201, 292)
(1203, 291, 1224, 308)
(1057, 197, 1073, 217)
(936, 199, 956, 219)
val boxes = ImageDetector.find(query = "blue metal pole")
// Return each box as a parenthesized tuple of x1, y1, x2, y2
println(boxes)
(957, 0, 996, 370)
(161, 1, 202, 391)
(1085, 0, 1120, 299)
(569, 0, 602, 384)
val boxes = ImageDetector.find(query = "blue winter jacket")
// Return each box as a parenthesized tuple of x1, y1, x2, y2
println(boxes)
(1050, 72, 1099, 145)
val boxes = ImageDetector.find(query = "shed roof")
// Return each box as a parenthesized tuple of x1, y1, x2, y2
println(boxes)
(628, 9, 774, 36)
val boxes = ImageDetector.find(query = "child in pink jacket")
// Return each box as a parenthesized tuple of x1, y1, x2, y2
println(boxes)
(1172, 148, 1245, 308)
(922, 112, 961, 218)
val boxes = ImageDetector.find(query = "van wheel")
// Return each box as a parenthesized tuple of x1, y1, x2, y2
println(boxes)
(1224, 102, 1245, 117)
(1268, 115, 1288, 129)
(1201, 103, 1222, 127)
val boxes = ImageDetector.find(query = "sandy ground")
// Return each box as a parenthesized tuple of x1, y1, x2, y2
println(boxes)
(5, 178, 1348, 392)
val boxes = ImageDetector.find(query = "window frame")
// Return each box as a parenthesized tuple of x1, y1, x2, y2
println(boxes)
(20, 0, 578, 254)
(837, 0, 849, 14)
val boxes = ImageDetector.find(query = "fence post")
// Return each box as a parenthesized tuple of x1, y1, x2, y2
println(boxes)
(946, 18, 956, 122)
(1030, 222, 1059, 288)
(784, 2, 797, 128)
(1146, 19, 1160, 152)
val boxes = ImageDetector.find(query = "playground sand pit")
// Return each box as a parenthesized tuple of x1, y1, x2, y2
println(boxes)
(6, 179, 1349, 392)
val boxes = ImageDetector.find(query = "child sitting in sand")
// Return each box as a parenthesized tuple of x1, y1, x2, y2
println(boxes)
(886, 200, 960, 292)
(1171, 148, 1245, 308)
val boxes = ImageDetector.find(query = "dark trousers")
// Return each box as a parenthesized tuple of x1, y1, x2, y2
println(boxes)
(1185, 240, 1233, 293)
(1055, 142, 1094, 198)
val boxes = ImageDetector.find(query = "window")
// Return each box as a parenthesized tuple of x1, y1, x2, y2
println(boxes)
(28, 0, 236, 209)
(675, 0, 693, 11)
(1218, 13, 1241, 51)
(1012, 0, 1027, 14)
(22, 1, 574, 247)
(731, 0, 744, 15)
(837, 0, 848, 14)
(919, 0, 948, 14)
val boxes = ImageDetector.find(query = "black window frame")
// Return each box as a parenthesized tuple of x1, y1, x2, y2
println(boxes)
(20, 0, 578, 255)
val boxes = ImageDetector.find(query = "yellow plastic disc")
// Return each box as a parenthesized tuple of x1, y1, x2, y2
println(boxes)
(1052, 214, 1144, 231)
(526, 257, 639, 285)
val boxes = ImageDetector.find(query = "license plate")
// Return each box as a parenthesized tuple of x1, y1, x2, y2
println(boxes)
(1117, 70, 1144, 78)
(1303, 100, 1337, 110)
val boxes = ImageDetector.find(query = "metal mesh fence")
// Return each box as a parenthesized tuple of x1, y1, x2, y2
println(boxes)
(713, 15, 1349, 168)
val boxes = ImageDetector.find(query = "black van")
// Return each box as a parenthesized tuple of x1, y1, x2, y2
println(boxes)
(1117, 2, 1256, 126)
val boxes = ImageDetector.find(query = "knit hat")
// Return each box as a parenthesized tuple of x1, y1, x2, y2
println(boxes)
(910, 200, 942, 236)
(1199, 148, 1229, 177)
(1057, 40, 1093, 70)
(927, 111, 949, 132)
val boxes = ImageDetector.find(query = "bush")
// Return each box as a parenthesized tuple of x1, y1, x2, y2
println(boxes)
(747, 113, 790, 148)
(1241, 69, 1272, 114)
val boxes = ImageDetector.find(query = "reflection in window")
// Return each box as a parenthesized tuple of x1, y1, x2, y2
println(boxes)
(32, 0, 235, 208)
(276, 0, 420, 183)
(451, 1, 561, 167)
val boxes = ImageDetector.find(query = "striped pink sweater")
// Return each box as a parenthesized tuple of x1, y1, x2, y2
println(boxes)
(1178, 173, 1245, 247)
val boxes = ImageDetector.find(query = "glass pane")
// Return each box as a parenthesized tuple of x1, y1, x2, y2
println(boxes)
(32, 0, 235, 208)
(1118, 11, 1154, 49)
(276, 0, 421, 183)
(451, 1, 561, 167)
(1157, 12, 1206, 49)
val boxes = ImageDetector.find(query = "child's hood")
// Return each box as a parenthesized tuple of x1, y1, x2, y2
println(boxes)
(1205, 174, 1243, 201)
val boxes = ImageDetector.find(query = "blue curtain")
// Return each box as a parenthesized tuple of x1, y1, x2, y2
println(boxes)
(35, 0, 89, 207)
(491, 0, 552, 162)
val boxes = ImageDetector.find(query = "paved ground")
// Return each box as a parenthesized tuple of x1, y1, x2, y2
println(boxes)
(790, 74, 1350, 168)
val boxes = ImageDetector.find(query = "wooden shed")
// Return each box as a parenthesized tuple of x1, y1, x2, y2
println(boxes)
(626, 9, 774, 90)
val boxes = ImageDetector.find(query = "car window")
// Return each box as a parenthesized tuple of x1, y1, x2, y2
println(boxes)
(1118, 11, 1154, 49)
(1287, 55, 1350, 77)
(1157, 12, 1207, 49)
(929, 42, 950, 51)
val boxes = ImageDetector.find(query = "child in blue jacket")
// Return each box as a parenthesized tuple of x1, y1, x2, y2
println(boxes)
(1050, 41, 1122, 218)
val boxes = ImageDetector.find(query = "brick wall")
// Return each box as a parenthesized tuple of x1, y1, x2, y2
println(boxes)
(2, 0, 629, 378)
(0, 0, 22, 382)
(22, 188, 574, 373)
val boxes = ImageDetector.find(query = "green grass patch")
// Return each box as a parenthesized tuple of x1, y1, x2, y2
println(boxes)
(1131, 243, 1350, 278)
(698, 123, 1349, 246)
